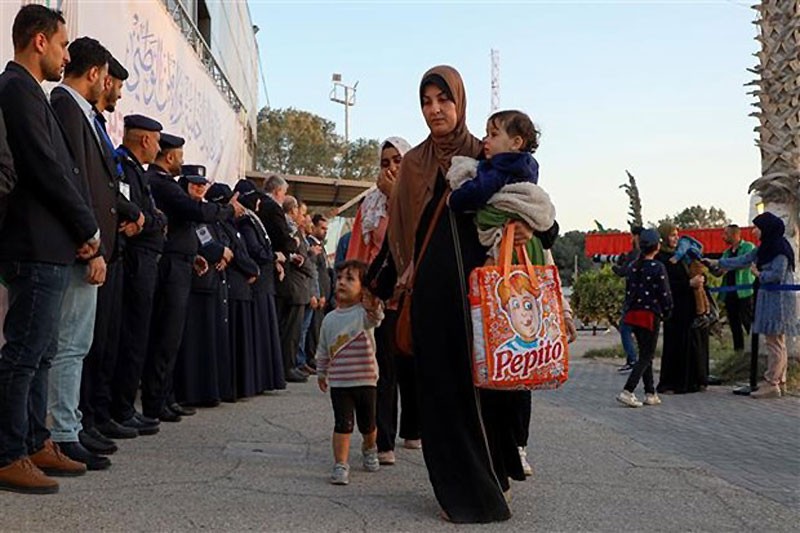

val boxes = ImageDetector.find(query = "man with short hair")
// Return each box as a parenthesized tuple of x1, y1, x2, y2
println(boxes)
(48, 36, 123, 471)
(305, 213, 332, 367)
(276, 196, 316, 383)
(0, 4, 99, 493)
(108, 115, 165, 437)
(258, 174, 298, 259)
(77, 53, 144, 456)
(143, 150, 243, 422)
(714, 225, 756, 353)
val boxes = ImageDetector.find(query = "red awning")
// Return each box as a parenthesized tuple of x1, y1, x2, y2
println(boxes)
(585, 227, 758, 256)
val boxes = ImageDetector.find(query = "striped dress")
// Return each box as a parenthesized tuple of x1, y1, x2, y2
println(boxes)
(316, 304, 382, 388)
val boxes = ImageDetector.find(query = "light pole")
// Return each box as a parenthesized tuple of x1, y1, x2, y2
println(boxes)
(329, 73, 358, 147)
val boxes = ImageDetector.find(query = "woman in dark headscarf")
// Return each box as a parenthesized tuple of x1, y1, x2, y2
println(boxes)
(207, 183, 261, 400)
(711, 212, 799, 398)
(234, 179, 286, 393)
(382, 65, 528, 523)
(655, 223, 709, 394)
(173, 177, 230, 408)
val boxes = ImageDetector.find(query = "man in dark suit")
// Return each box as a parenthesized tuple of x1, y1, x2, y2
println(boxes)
(143, 148, 243, 422)
(77, 53, 145, 457)
(258, 174, 299, 261)
(49, 36, 118, 472)
(0, 4, 99, 494)
(109, 115, 165, 438)
(275, 196, 316, 383)
(0, 108, 16, 222)
(305, 214, 332, 367)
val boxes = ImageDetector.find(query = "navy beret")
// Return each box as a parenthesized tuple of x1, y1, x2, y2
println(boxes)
(233, 179, 258, 197)
(206, 183, 233, 203)
(159, 133, 185, 150)
(181, 164, 208, 184)
(123, 114, 162, 132)
(108, 55, 129, 81)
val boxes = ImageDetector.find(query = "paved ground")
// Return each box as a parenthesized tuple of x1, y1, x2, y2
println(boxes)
(2, 332, 799, 532)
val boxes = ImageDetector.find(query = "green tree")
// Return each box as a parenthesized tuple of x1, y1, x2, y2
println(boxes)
(338, 138, 381, 181)
(255, 107, 341, 177)
(551, 230, 595, 286)
(656, 205, 731, 229)
(570, 266, 625, 329)
(256, 107, 381, 182)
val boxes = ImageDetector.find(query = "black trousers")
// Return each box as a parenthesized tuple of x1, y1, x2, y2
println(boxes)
(141, 254, 193, 418)
(624, 323, 661, 394)
(725, 295, 753, 352)
(112, 247, 160, 421)
(375, 310, 421, 452)
(510, 390, 532, 447)
(80, 259, 124, 429)
(276, 297, 304, 376)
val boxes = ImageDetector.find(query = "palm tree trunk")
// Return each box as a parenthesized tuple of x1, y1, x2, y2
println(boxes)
(750, 1, 800, 357)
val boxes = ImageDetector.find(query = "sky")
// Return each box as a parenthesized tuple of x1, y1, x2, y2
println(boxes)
(249, 0, 760, 232)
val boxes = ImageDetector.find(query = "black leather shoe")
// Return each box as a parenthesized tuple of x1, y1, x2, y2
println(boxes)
(58, 442, 111, 471)
(169, 403, 196, 416)
(158, 407, 182, 423)
(79, 428, 118, 455)
(134, 412, 160, 426)
(285, 368, 308, 383)
(119, 414, 159, 436)
(96, 419, 138, 439)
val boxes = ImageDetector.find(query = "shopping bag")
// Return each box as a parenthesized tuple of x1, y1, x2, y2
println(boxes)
(469, 224, 569, 390)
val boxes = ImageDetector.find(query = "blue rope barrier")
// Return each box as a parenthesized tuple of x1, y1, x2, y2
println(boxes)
(708, 284, 800, 293)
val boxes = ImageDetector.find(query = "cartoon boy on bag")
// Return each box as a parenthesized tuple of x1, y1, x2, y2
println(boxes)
(497, 272, 545, 352)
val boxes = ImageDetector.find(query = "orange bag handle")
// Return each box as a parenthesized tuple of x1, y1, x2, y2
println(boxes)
(498, 223, 539, 291)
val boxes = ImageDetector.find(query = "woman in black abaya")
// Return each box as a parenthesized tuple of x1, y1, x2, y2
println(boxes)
(656, 223, 709, 394)
(384, 65, 526, 523)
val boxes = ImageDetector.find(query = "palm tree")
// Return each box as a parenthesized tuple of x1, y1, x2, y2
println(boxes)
(748, 0, 800, 355)
(748, 0, 800, 261)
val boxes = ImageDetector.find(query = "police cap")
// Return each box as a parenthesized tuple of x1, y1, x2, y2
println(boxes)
(181, 164, 208, 185)
(206, 182, 233, 203)
(124, 114, 162, 132)
(159, 133, 185, 151)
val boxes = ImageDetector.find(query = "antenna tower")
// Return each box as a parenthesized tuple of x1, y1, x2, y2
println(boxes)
(490, 49, 500, 112)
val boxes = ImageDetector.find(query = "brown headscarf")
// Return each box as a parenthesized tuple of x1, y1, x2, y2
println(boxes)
(658, 222, 678, 254)
(387, 65, 483, 275)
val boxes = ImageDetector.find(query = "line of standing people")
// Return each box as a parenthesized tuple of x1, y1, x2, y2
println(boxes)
(0, 5, 301, 495)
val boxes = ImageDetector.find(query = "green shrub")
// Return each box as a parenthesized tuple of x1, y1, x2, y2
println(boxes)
(571, 266, 625, 330)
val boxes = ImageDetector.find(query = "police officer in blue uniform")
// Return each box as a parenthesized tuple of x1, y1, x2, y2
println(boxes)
(143, 158, 244, 422)
(106, 115, 166, 438)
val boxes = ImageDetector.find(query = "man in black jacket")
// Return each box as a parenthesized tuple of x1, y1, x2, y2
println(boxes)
(0, 5, 99, 494)
(108, 115, 165, 437)
(258, 174, 299, 261)
(77, 53, 145, 457)
(49, 36, 123, 472)
(0, 108, 16, 223)
(143, 154, 243, 422)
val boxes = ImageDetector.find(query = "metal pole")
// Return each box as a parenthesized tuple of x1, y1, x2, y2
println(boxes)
(733, 282, 759, 396)
(344, 86, 350, 146)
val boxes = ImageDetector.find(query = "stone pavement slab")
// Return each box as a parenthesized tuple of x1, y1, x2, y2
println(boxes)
(3, 355, 798, 532)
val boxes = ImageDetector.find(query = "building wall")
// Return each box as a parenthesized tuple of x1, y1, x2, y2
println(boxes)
(0, 0, 259, 180)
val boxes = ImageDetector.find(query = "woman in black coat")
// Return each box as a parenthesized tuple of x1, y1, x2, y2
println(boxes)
(656, 223, 709, 394)
(234, 179, 286, 393)
(207, 183, 261, 400)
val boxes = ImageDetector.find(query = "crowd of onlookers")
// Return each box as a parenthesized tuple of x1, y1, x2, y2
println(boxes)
(613, 222, 798, 407)
(0, 4, 369, 495)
